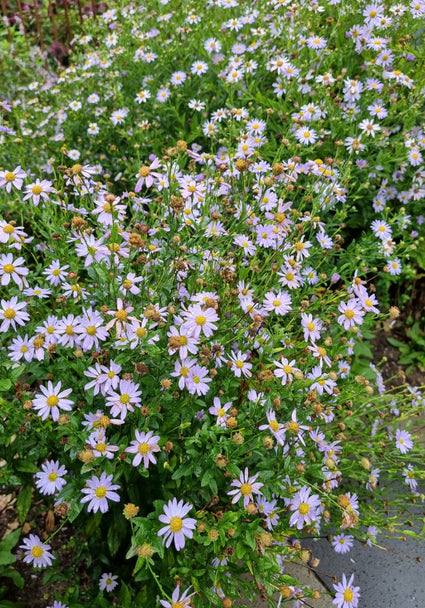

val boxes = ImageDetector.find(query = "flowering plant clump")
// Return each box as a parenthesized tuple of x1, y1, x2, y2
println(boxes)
(0, 0, 425, 607)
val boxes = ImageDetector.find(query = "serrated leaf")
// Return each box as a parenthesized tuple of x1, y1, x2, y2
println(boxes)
(0, 378, 12, 391)
(118, 581, 132, 607)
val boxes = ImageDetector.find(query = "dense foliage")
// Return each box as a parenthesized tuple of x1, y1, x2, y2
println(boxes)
(0, 1, 424, 607)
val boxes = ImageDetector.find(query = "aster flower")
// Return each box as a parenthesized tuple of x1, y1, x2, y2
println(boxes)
(274, 358, 301, 385)
(158, 498, 196, 551)
(160, 584, 195, 607)
(32, 381, 73, 421)
(288, 486, 322, 530)
(395, 429, 413, 454)
(20, 534, 54, 568)
(337, 300, 365, 331)
(0, 253, 29, 289)
(80, 472, 120, 513)
(332, 534, 354, 554)
(105, 379, 142, 420)
(35, 460, 67, 495)
(126, 430, 161, 468)
(228, 467, 264, 507)
(209, 396, 232, 426)
(46, 602, 68, 608)
(0, 166, 27, 192)
(332, 573, 360, 608)
(263, 290, 292, 315)
(0, 296, 30, 332)
(181, 303, 219, 338)
(99, 572, 119, 592)
(259, 410, 286, 445)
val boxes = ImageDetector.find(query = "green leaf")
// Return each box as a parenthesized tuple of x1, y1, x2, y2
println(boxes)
(118, 581, 132, 607)
(16, 485, 32, 524)
(107, 516, 127, 556)
(15, 461, 39, 473)
(0, 528, 21, 553)
(1, 567, 25, 589)
(0, 378, 12, 391)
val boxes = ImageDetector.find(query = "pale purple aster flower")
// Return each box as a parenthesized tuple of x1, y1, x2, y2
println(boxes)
(46, 601, 68, 608)
(228, 467, 264, 507)
(0, 296, 30, 332)
(80, 472, 120, 513)
(99, 572, 119, 592)
(35, 460, 67, 495)
(8, 334, 34, 362)
(274, 358, 301, 385)
(20, 534, 54, 568)
(209, 396, 232, 426)
(84, 362, 108, 396)
(288, 486, 322, 530)
(32, 381, 73, 421)
(23, 179, 55, 205)
(87, 430, 119, 460)
(301, 313, 323, 343)
(0, 166, 27, 192)
(228, 350, 252, 378)
(403, 465, 418, 492)
(97, 360, 122, 394)
(308, 365, 337, 395)
(126, 430, 161, 467)
(365, 525, 378, 547)
(181, 304, 219, 338)
(167, 324, 199, 359)
(75, 308, 109, 351)
(160, 584, 195, 607)
(56, 314, 81, 348)
(0, 253, 29, 289)
(395, 429, 413, 454)
(259, 410, 286, 445)
(158, 498, 196, 551)
(332, 573, 360, 608)
(134, 157, 161, 191)
(186, 364, 212, 395)
(332, 534, 354, 554)
(105, 379, 142, 420)
(337, 300, 365, 330)
(263, 290, 292, 315)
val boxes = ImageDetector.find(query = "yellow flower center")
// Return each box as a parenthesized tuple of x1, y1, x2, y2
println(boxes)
(180, 366, 189, 377)
(317, 347, 327, 357)
(107, 371, 115, 379)
(47, 395, 59, 407)
(217, 408, 225, 417)
(20, 345, 28, 353)
(48, 472, 58, 482)
(115, 309, 127, 321)
(3, 224, 14, 234)
(298, 502, 310, 515)
(3, 264, 14, 274)
(195, 315, 206, 325)
(235, 360, 244, 369)
(138, 442, 149, 455)
(86, 325, 97, 335)
(3, 308, 16, 319)
(31, 546, 44, 558)
(138, 166, 150, 177)
(95, 486, 107, 498)
(31, 185, 43, 195)
(307, 322, 315, 331)
(344, 309, 355, 319)
(343, 589, 354, 602)
(136, 327, 147, 338)
(120, 393, 130, 404)
(283, 365, 292, 374)
(240, 482, 252, 496)
(273, 299, 281, 307)
(270, 419, 280, 432)
(95, 442, 107, 453)
(65, 326, 74, 335)
(103, 202, 112, 213)
(169, 516, 183, 532)
(287, 421, 299, 434)
(192, 375, 200, 384)
(122, 279, 132, 289)
(5, 172, 16, 182)
(172, 603, 185, 608)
